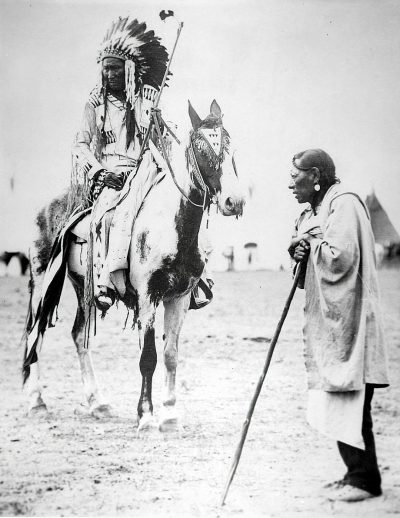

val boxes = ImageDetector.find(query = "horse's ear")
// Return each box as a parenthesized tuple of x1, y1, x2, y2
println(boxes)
(188, 100, 202, 131)
(210, 99, 222, 118)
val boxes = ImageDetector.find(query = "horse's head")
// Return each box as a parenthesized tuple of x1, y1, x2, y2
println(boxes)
(187, 100, 245, 216)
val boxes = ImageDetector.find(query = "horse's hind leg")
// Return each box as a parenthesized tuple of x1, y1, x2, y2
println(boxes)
(24, 248, 48, 415)
(25, 358, 47, 416)
(159, 294, 190, 432)
(68, 264, 112, 418)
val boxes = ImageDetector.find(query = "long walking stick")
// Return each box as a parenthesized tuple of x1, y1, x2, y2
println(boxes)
(220, 262, 304, 506)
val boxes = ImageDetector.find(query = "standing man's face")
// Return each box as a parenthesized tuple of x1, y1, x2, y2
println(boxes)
(102, 57, 125, 92)
(288, 165, 317, 205)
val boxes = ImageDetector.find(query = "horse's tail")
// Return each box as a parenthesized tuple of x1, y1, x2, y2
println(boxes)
(21, 191, 89, 384)
(20, 204, 58, 385)
(21, 231, 72, 385)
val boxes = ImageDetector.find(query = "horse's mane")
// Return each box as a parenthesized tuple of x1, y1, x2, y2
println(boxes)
(201, 113, 222, 128)
(166, 130, 193, 189)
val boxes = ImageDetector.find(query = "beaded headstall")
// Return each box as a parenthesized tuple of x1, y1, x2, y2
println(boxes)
(191, 127, 230, 171)
(185, 125, 230, 200)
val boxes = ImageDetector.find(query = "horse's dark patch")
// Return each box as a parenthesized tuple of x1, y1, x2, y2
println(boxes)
(147, 189, 205, 305)
(138, 326, 157, 416)
(136, 231, 151, 263)
(34, 208, 53, 272)
(140, 327, 157, 374)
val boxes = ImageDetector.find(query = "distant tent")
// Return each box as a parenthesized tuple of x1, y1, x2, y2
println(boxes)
(365, 191, 400, 246)
(0, 251, 29, 277)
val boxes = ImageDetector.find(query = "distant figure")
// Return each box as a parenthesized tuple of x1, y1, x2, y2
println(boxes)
(288, 149, 389, 502)
(222, 246, 235, 271)
(244, 242, 258, 270)
(374, 243, 385, 268)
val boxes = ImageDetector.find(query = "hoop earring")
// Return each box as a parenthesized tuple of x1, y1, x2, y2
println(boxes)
(314, 184, 320, 192)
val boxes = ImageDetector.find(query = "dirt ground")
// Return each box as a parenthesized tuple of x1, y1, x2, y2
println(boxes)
(0, 269, 399, 517)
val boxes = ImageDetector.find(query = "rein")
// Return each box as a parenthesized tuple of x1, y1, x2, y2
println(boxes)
(151, 109, 212, 209)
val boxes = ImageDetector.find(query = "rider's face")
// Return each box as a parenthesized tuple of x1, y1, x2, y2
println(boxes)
(102, 57, 125, 92)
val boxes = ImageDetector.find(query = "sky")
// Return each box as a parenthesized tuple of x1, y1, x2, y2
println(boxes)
(1, 0, 400, 268)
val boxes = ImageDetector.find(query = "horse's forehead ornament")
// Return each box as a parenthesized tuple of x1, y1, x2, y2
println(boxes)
(199, 127, 222, 156)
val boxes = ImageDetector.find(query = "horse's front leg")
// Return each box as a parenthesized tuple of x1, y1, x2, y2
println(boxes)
(159, 294, 190, 432)
(137, 300, 157, 432)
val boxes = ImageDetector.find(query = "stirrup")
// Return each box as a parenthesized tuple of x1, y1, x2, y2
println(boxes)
(94, 288, 115, 315)
(189, 278, 213, 310)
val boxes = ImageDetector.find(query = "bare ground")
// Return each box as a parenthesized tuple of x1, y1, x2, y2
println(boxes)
(0, 269, 399, 517)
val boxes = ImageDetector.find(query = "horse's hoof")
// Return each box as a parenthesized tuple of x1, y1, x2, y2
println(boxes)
(27, 403, 49, 417)
(74, 403, 90, 416)
(159, 417, 180, 433)
(137, 413, 158, 435)
(90, 403, 113, 419)
(159, 408, 180, 433)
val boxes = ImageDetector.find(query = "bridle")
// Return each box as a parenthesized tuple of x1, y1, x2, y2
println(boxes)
(152, 109, 232, 209)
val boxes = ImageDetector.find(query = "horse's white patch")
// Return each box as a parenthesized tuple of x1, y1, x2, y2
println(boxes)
(129, 173, 181, 294)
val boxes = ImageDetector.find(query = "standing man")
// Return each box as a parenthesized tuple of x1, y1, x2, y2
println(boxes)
(288, 149, 389, 502)
(72, 17, 169, 311)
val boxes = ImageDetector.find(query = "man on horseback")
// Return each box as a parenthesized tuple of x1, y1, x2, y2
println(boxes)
(22, 14, 244, 423)
(72, 17, 170, 312)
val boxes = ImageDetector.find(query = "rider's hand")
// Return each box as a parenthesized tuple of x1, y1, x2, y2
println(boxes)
(103, 171, 124, 190)
(293, 239, 310, 263)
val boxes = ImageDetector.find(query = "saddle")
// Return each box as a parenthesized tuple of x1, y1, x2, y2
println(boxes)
(70, 214, 91, 243)
(68, 212, 213, 310)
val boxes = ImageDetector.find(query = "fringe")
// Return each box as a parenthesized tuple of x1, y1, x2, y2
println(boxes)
(69, 154, 92, 213)
(125, 60, 136, 107)
(84, 227, 94, 310)
(83, 227, 96, 349)
(83, 304, 96, 349)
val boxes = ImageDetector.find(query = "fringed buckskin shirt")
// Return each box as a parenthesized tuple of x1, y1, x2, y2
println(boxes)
(72, 86, 141, 184)
(294, 185, 389, 392)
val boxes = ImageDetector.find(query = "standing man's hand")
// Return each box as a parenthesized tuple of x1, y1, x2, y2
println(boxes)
(293, 238, 310, 263)
(288, 234, 310, 262)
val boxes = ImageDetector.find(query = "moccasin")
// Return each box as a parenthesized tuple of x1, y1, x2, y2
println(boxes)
(327, 484, 378, 502)
(323, 479, 346, 490)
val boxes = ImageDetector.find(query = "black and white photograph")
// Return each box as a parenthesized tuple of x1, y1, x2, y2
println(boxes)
(0, 0, 399, 516)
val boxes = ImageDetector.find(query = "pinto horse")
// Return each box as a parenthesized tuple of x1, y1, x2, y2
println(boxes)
(23, 100, 245, 431)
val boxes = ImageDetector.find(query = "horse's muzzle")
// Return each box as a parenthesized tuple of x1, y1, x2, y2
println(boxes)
(220, 196, 245, 216)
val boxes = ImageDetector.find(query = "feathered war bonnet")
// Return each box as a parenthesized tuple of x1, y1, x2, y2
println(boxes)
(97, 17, 169, 106)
